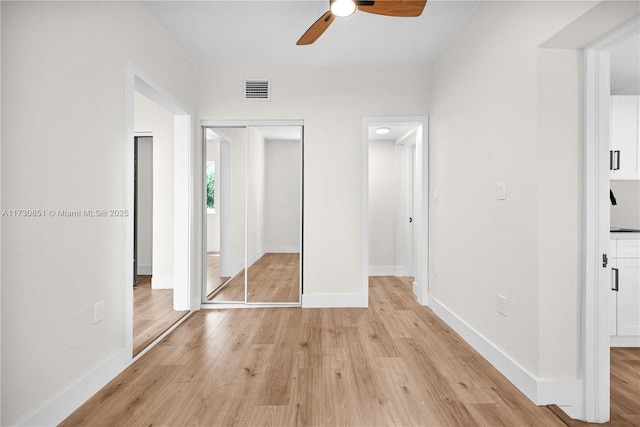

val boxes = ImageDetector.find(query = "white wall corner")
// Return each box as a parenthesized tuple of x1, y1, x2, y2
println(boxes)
(19, 349, 129, 427)
(429, 297, 582, 408)
(302, 293, 368, 308)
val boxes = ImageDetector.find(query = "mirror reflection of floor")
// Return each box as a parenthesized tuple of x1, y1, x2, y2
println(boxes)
(206, 252, 231, 299)
(207, 252, 300, 303)
(133, 276, 188, 356)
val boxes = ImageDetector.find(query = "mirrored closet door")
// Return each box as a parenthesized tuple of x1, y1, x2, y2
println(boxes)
(203, 123, 302, 305)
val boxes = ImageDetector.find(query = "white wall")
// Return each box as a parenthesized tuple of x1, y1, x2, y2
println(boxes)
(264, 139, 301, 253)
(368, 139, 397, 273)
(136, 136, 153, 274)
(134, 92, 175, 289)
(206, 139, 221, 252)
(1, 1, 196, 425)
(217, 127, 247, 278)
(198, 67, 430, 302)
(247, 127, 266, 264)
(427, 0, 624, 393)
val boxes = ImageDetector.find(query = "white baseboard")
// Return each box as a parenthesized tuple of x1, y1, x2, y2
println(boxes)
(151, 276, 173, 289)
(19, 349, 129, 427)
(302, 293, 367, 308)
(137, 265, 152, 275)
(428, 296, 582, 407)
(265, 247, 300, 253)
(368, 266, 396, 276)
(610, 335, 640, 347)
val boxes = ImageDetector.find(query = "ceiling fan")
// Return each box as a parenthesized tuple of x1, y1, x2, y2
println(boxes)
(297, 0, 427, 45)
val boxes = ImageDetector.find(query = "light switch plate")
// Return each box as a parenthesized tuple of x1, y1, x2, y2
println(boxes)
(496, 181, 506, 200)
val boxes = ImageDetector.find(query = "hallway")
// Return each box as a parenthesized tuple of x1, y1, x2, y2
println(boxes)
(59, 276, 628, 426)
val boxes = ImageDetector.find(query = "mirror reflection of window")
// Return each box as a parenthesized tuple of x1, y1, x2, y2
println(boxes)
(206, 161, 215, 211)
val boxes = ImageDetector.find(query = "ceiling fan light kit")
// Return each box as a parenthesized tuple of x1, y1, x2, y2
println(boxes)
(331, 0, 357, 17)
(297, 0, 428, 45)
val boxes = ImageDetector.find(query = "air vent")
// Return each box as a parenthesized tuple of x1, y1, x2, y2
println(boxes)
(243, 78, 271, 101)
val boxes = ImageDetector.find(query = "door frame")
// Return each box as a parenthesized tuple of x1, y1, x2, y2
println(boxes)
(124, 62, 195, 357)
(582, 16, 639, 423)
(363, 116, 429, 304)
(398, 133, 417, 278)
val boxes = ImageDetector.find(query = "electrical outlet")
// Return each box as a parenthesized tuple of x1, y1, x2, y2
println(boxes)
(433, 262, 439, 277)
(93, 301, 104, 323)
(497, 294, 507, 316)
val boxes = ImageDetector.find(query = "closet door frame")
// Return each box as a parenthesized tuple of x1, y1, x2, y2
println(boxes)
(201, 120, 304, 307)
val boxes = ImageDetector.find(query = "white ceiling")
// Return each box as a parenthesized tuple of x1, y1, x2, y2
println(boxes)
(141, 0, 479, 68)
(146, 1, 639, 138)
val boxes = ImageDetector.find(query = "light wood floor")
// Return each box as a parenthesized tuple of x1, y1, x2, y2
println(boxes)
(549, 346, 640, 427)
(208, 252, 300, 303)
(61, 276, 639, 426)
(133, 276, 189, 356)
(206, 252, 231, 299)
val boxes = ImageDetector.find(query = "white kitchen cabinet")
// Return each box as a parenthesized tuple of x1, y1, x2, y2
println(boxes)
(608, 240, 617, 337)
(609, 235, 640, 347)
(614, 257, 640, 336)
(610, 95, 640, 180)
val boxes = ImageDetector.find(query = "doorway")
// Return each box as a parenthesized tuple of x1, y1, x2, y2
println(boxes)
(363, 116, 429, 304)
(583, 17, 640, 423)
(124, 62, 195, 359)
(201, 121, 304, 306)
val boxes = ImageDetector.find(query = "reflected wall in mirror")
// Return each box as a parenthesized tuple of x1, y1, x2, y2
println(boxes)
(203, 124, 302, 304)
(247, 127, 301, 303)
(205, 127, 246, 302)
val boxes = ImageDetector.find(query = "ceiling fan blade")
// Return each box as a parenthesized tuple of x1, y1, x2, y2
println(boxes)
(357, 0, 427, 17)
(297, 11, 335, 45)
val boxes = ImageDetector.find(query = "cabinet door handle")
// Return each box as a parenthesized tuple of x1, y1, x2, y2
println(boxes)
(610, 150, 614, 170)
(612, 267, 619, 292)
(609, 150, 621, 171)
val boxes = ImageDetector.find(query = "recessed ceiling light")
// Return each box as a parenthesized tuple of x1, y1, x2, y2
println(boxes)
(375, 127, 391, 135)
(331, 0, 356, 18)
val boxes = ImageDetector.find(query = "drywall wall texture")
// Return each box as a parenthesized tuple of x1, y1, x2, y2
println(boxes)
(368, 139, 398, 271)
(206, 139, 221, 252)
(135, 136, 153, 273)
(197, 67, 430, 297)
(0, 1, 196, 425)
(248, 127, 266, 264)
(264, 139, 302, 253)
(134, 92, 175, 289)
(428, 0, 608, 381)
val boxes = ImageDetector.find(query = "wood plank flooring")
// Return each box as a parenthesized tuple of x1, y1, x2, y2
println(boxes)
(206, 252, 231, 299)
(60, 276, 637, 426)
(548, 347, 640, 427)
(247, 253, 299, 303)
(208, 253, 300, 303)
(133, 276, 189, 356)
